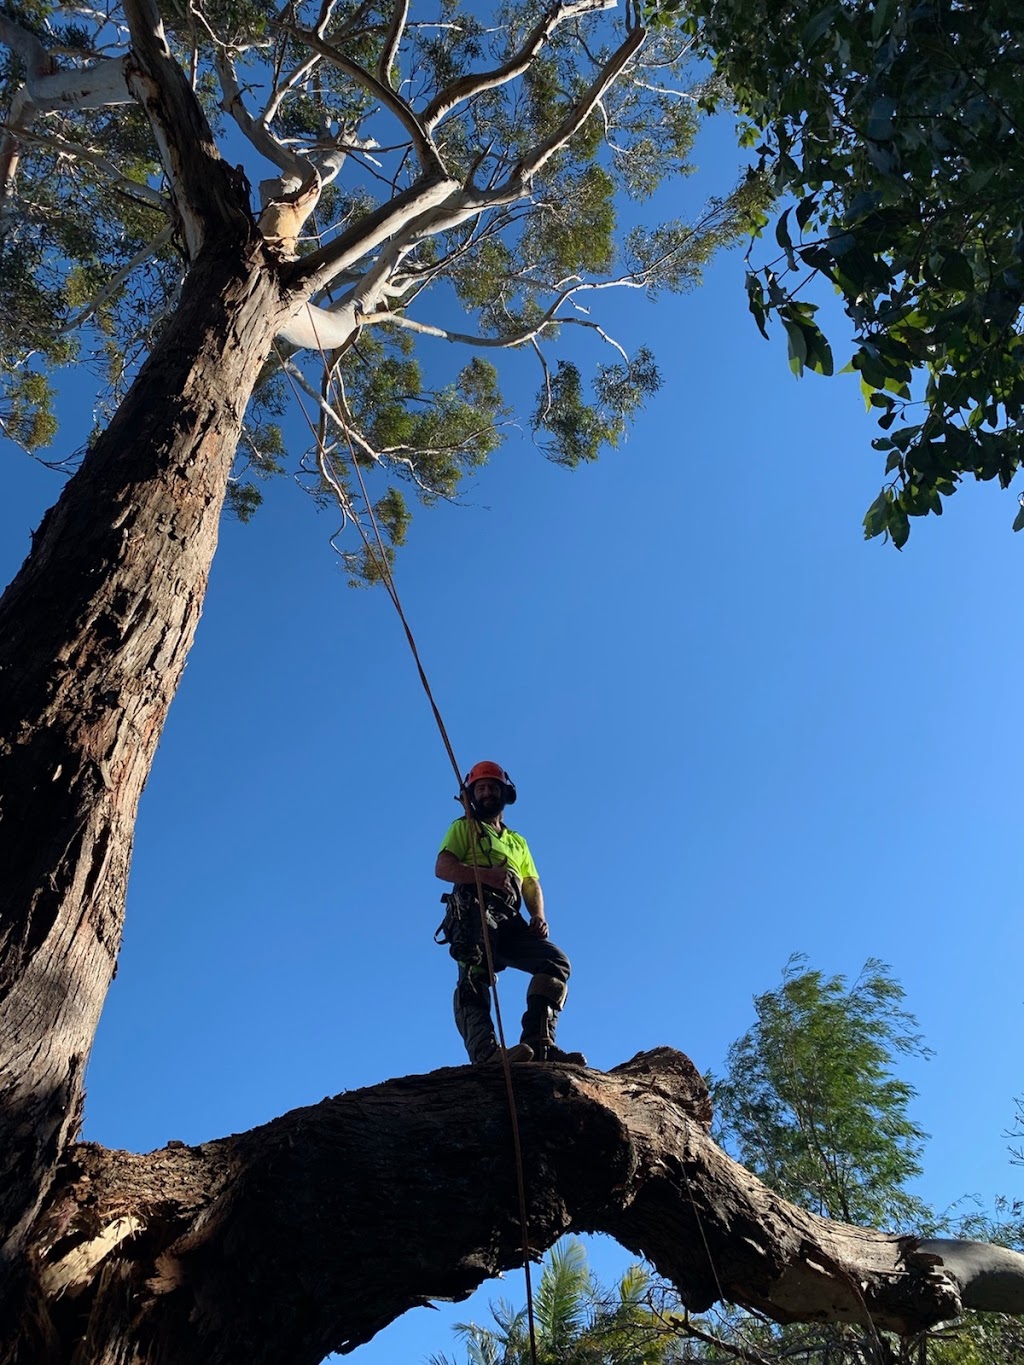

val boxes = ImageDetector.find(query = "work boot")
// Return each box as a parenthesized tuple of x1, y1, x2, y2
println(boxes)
(478, 1041, 534, 1063)
(539, 1042, 587, 1066)
(520, 1000, 586, 1066)
(504, 1042, 535, 1063)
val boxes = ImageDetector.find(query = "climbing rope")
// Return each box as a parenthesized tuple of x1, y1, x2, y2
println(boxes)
(274, 335, 748, 1365)
(275, 338, 540, 1365)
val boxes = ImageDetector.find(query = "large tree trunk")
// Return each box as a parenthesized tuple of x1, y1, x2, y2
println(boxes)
(11, 1048, 1022, 1365)
(0, 218, 293, 1312)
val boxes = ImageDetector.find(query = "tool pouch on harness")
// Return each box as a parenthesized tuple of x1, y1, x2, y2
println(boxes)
(434, 884, 519, 967)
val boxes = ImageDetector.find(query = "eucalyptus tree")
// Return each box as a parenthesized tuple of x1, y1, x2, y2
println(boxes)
(0, 0, 755, 525)
(6, 2, 1024, 1360)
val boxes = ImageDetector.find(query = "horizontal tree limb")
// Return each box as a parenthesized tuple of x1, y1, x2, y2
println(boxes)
(28, 1048, 1019, 1365)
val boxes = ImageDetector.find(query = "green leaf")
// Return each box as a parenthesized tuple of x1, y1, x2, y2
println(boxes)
(1013, 503, 1024, 532)
(805, 327, 834, 376)
(801, 5, 837, 49)
(784, 319, 808, 376)
(795, 195, 818, 232)
(865, 96, 898, 141)
(863, 488, 890, 539)
(889, 499, 910, 548)
(938, 250, 975, 291)
(745, 271, 770, 340)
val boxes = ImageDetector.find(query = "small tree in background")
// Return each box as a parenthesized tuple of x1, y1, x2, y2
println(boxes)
(712, 955, 931, 1230)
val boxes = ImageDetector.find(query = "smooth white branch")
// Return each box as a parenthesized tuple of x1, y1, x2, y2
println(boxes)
(421, 0, 618, 133)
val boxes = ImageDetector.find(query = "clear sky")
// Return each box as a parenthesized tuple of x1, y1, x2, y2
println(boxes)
(2, 111, 1022, 1364)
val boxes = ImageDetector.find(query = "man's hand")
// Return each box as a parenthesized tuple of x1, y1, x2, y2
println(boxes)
(528, 915, 549, 939)
(487, 866, 522, 899)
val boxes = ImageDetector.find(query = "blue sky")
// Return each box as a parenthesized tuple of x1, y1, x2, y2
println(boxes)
(2, 113, 1023, 1363)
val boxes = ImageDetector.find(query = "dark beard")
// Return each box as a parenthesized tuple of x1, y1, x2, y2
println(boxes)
(473, 793, 505, 820)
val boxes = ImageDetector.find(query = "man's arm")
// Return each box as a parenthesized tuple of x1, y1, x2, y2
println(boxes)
(522, 876, 548, 939)
(435, 850, 513, 894)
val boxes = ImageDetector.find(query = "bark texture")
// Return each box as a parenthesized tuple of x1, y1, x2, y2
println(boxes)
(0, 225, 294, 1307)
(11, 1048, 1020, 1365)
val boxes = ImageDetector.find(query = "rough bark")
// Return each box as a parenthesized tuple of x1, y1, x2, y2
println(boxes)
(0, 221, 295, 1311)
(9, 1048, 1022, 1365)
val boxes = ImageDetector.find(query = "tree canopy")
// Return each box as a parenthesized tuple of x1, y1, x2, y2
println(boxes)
(679, 0, 1024, 546)
(0, 0, 760, 570)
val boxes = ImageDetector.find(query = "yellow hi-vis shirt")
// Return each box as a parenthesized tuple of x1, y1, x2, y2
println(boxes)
(438, 818, 539, 884)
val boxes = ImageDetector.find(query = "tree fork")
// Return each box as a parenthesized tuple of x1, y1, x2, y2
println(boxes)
(0, 222, 293, 1306)
(12, 1049, 1020, 1365)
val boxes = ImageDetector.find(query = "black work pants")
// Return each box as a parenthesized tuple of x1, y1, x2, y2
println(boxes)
(453, 914, 571, 1063)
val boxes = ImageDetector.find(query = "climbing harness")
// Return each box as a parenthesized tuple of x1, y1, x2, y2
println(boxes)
(434, 883, 517, 967)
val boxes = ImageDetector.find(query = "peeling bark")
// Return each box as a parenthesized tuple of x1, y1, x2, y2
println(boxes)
(8, 1049, 1021, 1365)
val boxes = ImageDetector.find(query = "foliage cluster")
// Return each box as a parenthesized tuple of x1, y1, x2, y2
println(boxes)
(675, 0, 1024, 546)
(428, 1237, 689, 1365)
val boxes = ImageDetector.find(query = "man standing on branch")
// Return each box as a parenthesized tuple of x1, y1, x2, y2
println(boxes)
(436, 762, 587, 1067)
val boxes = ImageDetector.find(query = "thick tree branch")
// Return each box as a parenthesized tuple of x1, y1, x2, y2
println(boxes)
(25, 1049, 1024, 1365)
(377, 0, 411, 87)
(0, 14, 131, 214)
(215, 50, 315, 185)
(279, 173, 460, 343)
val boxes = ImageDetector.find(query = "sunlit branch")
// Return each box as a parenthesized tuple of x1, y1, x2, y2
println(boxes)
(281, 21, 446, 179)
(216, 50, 312, 182)
(532, 335, 554, 423)
(17, 53, 133, 111)
(260, 51, 320, 129)
(377, 0, 410, 87)
(631, 79, 701, 99)
(513, 26, 646, 182)
(421, 0, 618, 132)
(365, 300, 630, 362)
(287, 167, 464, 302)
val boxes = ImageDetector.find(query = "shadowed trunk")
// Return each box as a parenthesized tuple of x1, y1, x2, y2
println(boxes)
(9, 1049, 1022, 1365)
(0, 218, 292, 1314)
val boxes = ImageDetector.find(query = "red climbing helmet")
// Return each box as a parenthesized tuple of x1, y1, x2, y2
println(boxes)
(463, 760, 517, 804)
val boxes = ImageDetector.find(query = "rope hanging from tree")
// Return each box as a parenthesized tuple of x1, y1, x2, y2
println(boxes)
(276, 337, 541, 1365)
